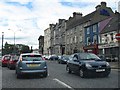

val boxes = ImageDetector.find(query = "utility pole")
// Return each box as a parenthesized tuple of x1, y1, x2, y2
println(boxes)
(2, 32, 4, 56)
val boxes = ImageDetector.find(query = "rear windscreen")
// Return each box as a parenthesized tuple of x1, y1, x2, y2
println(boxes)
(12, 56, 19, 60)
(22, 55, 42, 61)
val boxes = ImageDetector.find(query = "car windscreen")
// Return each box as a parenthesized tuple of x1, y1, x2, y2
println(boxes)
(22, 55, 42, 61)
(79, 53, 101, 60)
(63, 56, 69, 60)
(4, 56, 11, 60)
(12, 56, 19, 60)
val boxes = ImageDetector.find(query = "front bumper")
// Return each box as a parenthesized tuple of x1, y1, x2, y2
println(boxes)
(84, 67, 111, 77)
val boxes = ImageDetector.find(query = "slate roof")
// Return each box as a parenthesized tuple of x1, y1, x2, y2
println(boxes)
(100, 13, 119, 34)
(66, 11, 96, 30)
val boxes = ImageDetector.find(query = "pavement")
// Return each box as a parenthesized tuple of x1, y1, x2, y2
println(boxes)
(109, 61, 120, 69)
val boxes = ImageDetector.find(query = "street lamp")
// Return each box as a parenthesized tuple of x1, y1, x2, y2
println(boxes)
(8, 29, 21, 54)
(2, 32, 4, 56)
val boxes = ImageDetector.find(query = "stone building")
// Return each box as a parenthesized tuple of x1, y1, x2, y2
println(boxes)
(82, 2, 115, 54)
(38, 35, 44, 54)
(49, 19, 66, 55)
(49, 24, 55, 55)
(44, 27, 51, 55)
(98, 12, 120, 61)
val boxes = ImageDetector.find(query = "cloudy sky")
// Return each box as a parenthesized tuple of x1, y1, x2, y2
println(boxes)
(0, 0, 119, 49)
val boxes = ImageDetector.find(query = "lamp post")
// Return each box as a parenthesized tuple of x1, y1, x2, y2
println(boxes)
(2, 32, 4, 56)
(8, 29, 21, 54)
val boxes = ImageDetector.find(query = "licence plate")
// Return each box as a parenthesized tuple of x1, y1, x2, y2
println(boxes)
(96, 69, 105, 72)
(27, 64, 40, 67)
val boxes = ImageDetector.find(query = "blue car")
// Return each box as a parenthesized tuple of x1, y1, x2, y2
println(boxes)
(15, 53, 48, 78)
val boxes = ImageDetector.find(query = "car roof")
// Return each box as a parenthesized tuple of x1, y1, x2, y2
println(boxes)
(74, 52, 94, 55)
(20, 53, 41, 56)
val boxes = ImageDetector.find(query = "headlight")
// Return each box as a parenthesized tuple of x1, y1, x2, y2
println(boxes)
(106, 62, 110, 66)
(85, 63, 92, 68)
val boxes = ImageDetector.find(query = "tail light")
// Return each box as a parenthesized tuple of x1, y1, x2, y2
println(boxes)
(42, 57, 45, 60)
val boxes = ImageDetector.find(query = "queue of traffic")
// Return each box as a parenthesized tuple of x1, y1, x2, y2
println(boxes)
(0, 52, 111, 79)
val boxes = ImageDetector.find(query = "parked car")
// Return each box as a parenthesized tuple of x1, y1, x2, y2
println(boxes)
(58, 55, 70, 64)
(15, 53, 48, 78)
(49, 55, 59, 61)
(7, 55, 19, 69)
(1, 55, 11, 67)
(66, 53, 111, 78)
(42, 55, 49, 60)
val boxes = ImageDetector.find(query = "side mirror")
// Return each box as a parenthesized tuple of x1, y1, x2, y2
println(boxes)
(73, 57, 79, 62)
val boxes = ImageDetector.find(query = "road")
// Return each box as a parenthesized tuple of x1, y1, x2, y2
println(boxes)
(1, 61, 119, 89)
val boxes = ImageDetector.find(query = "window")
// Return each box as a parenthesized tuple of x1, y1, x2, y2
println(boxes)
(93, 35, 97, 44)
(22, 55, 42, 61)
(75, 36, 76, 43)
(80, 36, 82, 42)
(86, 27, 90, 34)
(93, 25, 97, 33)
(87, 37, 91, 45)
(110, 33, 113, 41)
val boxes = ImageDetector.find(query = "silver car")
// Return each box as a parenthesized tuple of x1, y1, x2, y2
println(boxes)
(15, 53, 48, 78)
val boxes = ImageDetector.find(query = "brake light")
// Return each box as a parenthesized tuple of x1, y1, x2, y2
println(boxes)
(42, 57, 45, 60)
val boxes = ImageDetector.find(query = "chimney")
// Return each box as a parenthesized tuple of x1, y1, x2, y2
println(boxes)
(73, 12, 82, 17)
(59, 19, 64, 24)
(101, 2, 107, 7)
(95, 5, 101, 10)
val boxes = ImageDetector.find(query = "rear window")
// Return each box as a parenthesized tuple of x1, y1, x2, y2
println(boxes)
(4, 56, 11, 60)
(12, 56, 19, 60)
(22, 55, 42, 61)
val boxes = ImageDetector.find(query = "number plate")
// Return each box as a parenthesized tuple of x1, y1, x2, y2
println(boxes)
(96, 69, 105, 72)
(27, 64, 40, 67)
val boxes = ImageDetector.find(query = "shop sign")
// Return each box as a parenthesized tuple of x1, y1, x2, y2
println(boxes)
(98, 43, 118, 48)
(100, 9, 110, 16)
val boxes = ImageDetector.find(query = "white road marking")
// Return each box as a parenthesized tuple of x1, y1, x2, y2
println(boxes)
(111, 69, 120, 71)
(53, 78, 74, 90)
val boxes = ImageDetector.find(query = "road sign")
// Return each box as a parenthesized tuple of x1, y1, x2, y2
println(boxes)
(115, 33, 120, 41)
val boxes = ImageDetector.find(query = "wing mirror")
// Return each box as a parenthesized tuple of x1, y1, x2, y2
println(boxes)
(73, 57, 79, 62)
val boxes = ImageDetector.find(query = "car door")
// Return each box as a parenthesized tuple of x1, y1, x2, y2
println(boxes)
(72, 54, 80, 73)
(67, 55, 74, 71)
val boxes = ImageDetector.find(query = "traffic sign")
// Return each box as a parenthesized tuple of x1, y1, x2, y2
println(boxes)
(115, 33, 120, 41)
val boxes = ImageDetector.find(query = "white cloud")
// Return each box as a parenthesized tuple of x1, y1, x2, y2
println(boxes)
(0, 0, 118, 49)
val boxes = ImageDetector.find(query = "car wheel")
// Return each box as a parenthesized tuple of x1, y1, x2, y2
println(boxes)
(43, 72, 48, 77)
(16, 70, 21, 79)
(79, 69, 85, 78)
(7, 64, 9, 68)
(9, 66, 12, 70)
(16, 73, 21, 79)
(58, 61, 60, 64)
(66, 66, 71, 73)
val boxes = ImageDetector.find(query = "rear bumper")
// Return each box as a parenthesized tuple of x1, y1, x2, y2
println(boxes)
(9, 64, 16, 69)
(2, 63, 7, 66)
(19, 69, 47, 74)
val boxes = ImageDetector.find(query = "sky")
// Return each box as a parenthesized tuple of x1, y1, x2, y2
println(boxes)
(0, 0, 119, 49)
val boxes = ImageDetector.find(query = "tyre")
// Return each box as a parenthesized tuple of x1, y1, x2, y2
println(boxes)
(9, 66, 12, 70)
(66, 66, 71, 73)
(43, 72, 48, 77)
(79, 69, 85, 78)
(16, 73, 21, 79)
(16, 70, 21, 79)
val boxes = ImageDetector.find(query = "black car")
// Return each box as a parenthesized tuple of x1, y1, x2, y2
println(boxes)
(49, 55, 59, 61)
(58, 55, 70, 64)
(66, 53, 111, 78)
